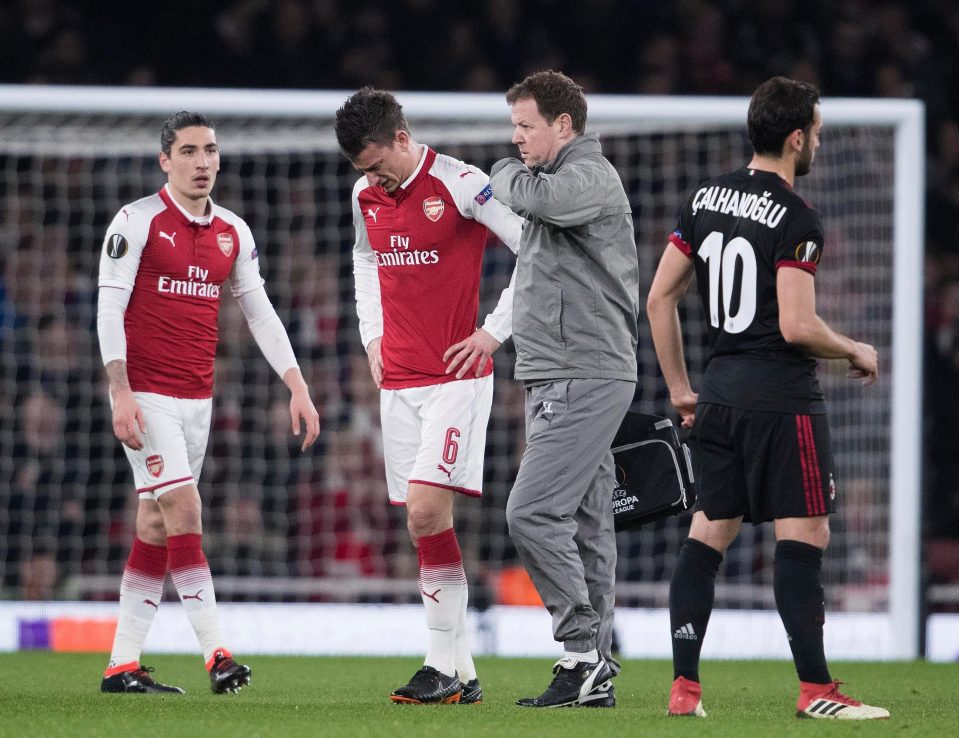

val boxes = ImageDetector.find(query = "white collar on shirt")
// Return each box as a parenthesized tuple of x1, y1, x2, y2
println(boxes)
(398, 145, 429, 191)
(164, 183, 215, 225)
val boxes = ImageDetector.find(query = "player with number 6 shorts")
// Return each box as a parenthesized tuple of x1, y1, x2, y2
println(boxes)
(336, 87, 523, 705)
(380, 377, 494, 505)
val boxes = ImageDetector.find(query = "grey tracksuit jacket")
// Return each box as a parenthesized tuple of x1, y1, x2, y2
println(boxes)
(489, 133, 639, 382)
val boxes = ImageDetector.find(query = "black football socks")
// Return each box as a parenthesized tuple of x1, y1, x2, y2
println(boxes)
(774, 539, 831, 685)
(670, 538, 723, 683)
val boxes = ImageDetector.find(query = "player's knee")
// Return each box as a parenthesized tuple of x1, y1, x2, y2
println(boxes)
(136, 513, 166, 545)
(688, 531, 731, 554)
(688, 513, 739, 553)
(155, 484, 202, 534)
(811, 520, 830, 550)
(406, 500, 445, 540)
(775, 515, 830, 550)
(800, 515, 830, 550)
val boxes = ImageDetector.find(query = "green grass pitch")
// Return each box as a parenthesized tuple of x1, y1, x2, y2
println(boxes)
(0, 653, 954, 736)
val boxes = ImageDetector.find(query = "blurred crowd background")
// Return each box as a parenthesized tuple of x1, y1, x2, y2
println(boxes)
(0, 0, 956, 606)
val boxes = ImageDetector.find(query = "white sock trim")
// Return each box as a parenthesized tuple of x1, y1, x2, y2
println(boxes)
(565, 649, 599, 664)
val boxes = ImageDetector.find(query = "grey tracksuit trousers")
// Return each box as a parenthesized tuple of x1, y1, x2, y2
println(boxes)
(506, 377, 634, 674)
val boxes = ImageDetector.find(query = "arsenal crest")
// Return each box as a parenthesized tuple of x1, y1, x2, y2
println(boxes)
(217, 232, 234, 257)
(423, 197, 445, 222)
(146, 454, 164, 478)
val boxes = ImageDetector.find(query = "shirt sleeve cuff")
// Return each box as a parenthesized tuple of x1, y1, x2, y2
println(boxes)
(668, 232, 693, 258)
(776, 259, 817, 275)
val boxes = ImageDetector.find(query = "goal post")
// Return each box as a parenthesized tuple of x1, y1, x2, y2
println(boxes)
(0, 85, 923, 659)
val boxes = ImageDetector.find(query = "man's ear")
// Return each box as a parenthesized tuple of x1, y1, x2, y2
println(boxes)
(786, 128, 804, 155)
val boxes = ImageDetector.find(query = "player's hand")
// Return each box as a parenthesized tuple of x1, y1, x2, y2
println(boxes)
(289, 386, 320, 452)
(366, 337, 383, 388)
(443, 328, 501, 379)
(848, 341, 879, 386)
(111, 389, 146, 450)
(670, 388, 698, 428)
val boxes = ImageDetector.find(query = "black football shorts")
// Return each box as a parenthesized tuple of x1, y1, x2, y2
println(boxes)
(690, 402, 836, 523)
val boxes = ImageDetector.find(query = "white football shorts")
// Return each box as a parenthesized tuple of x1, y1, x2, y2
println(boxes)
(380, 374, 493, 504)
(115, 391, 212, 499)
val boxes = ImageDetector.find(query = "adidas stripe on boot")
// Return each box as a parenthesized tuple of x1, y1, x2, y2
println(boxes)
(797, 680, 890, 720)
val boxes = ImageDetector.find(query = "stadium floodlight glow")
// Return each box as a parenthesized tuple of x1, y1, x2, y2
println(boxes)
(0, 85, 922, 660)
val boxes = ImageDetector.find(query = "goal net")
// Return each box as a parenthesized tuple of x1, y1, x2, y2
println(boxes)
(0, 88, 922, 656)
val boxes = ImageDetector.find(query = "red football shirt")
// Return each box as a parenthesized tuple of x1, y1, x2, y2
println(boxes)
(98, 186, 263, 398)
(352, 147, 523, 389)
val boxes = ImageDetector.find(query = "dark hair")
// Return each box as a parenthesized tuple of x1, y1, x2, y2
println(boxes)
(160, 111, 216, 155)
(747, 77, 820, 156)
(506, 70, 587, 134)
(335, 87, 410, 160)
